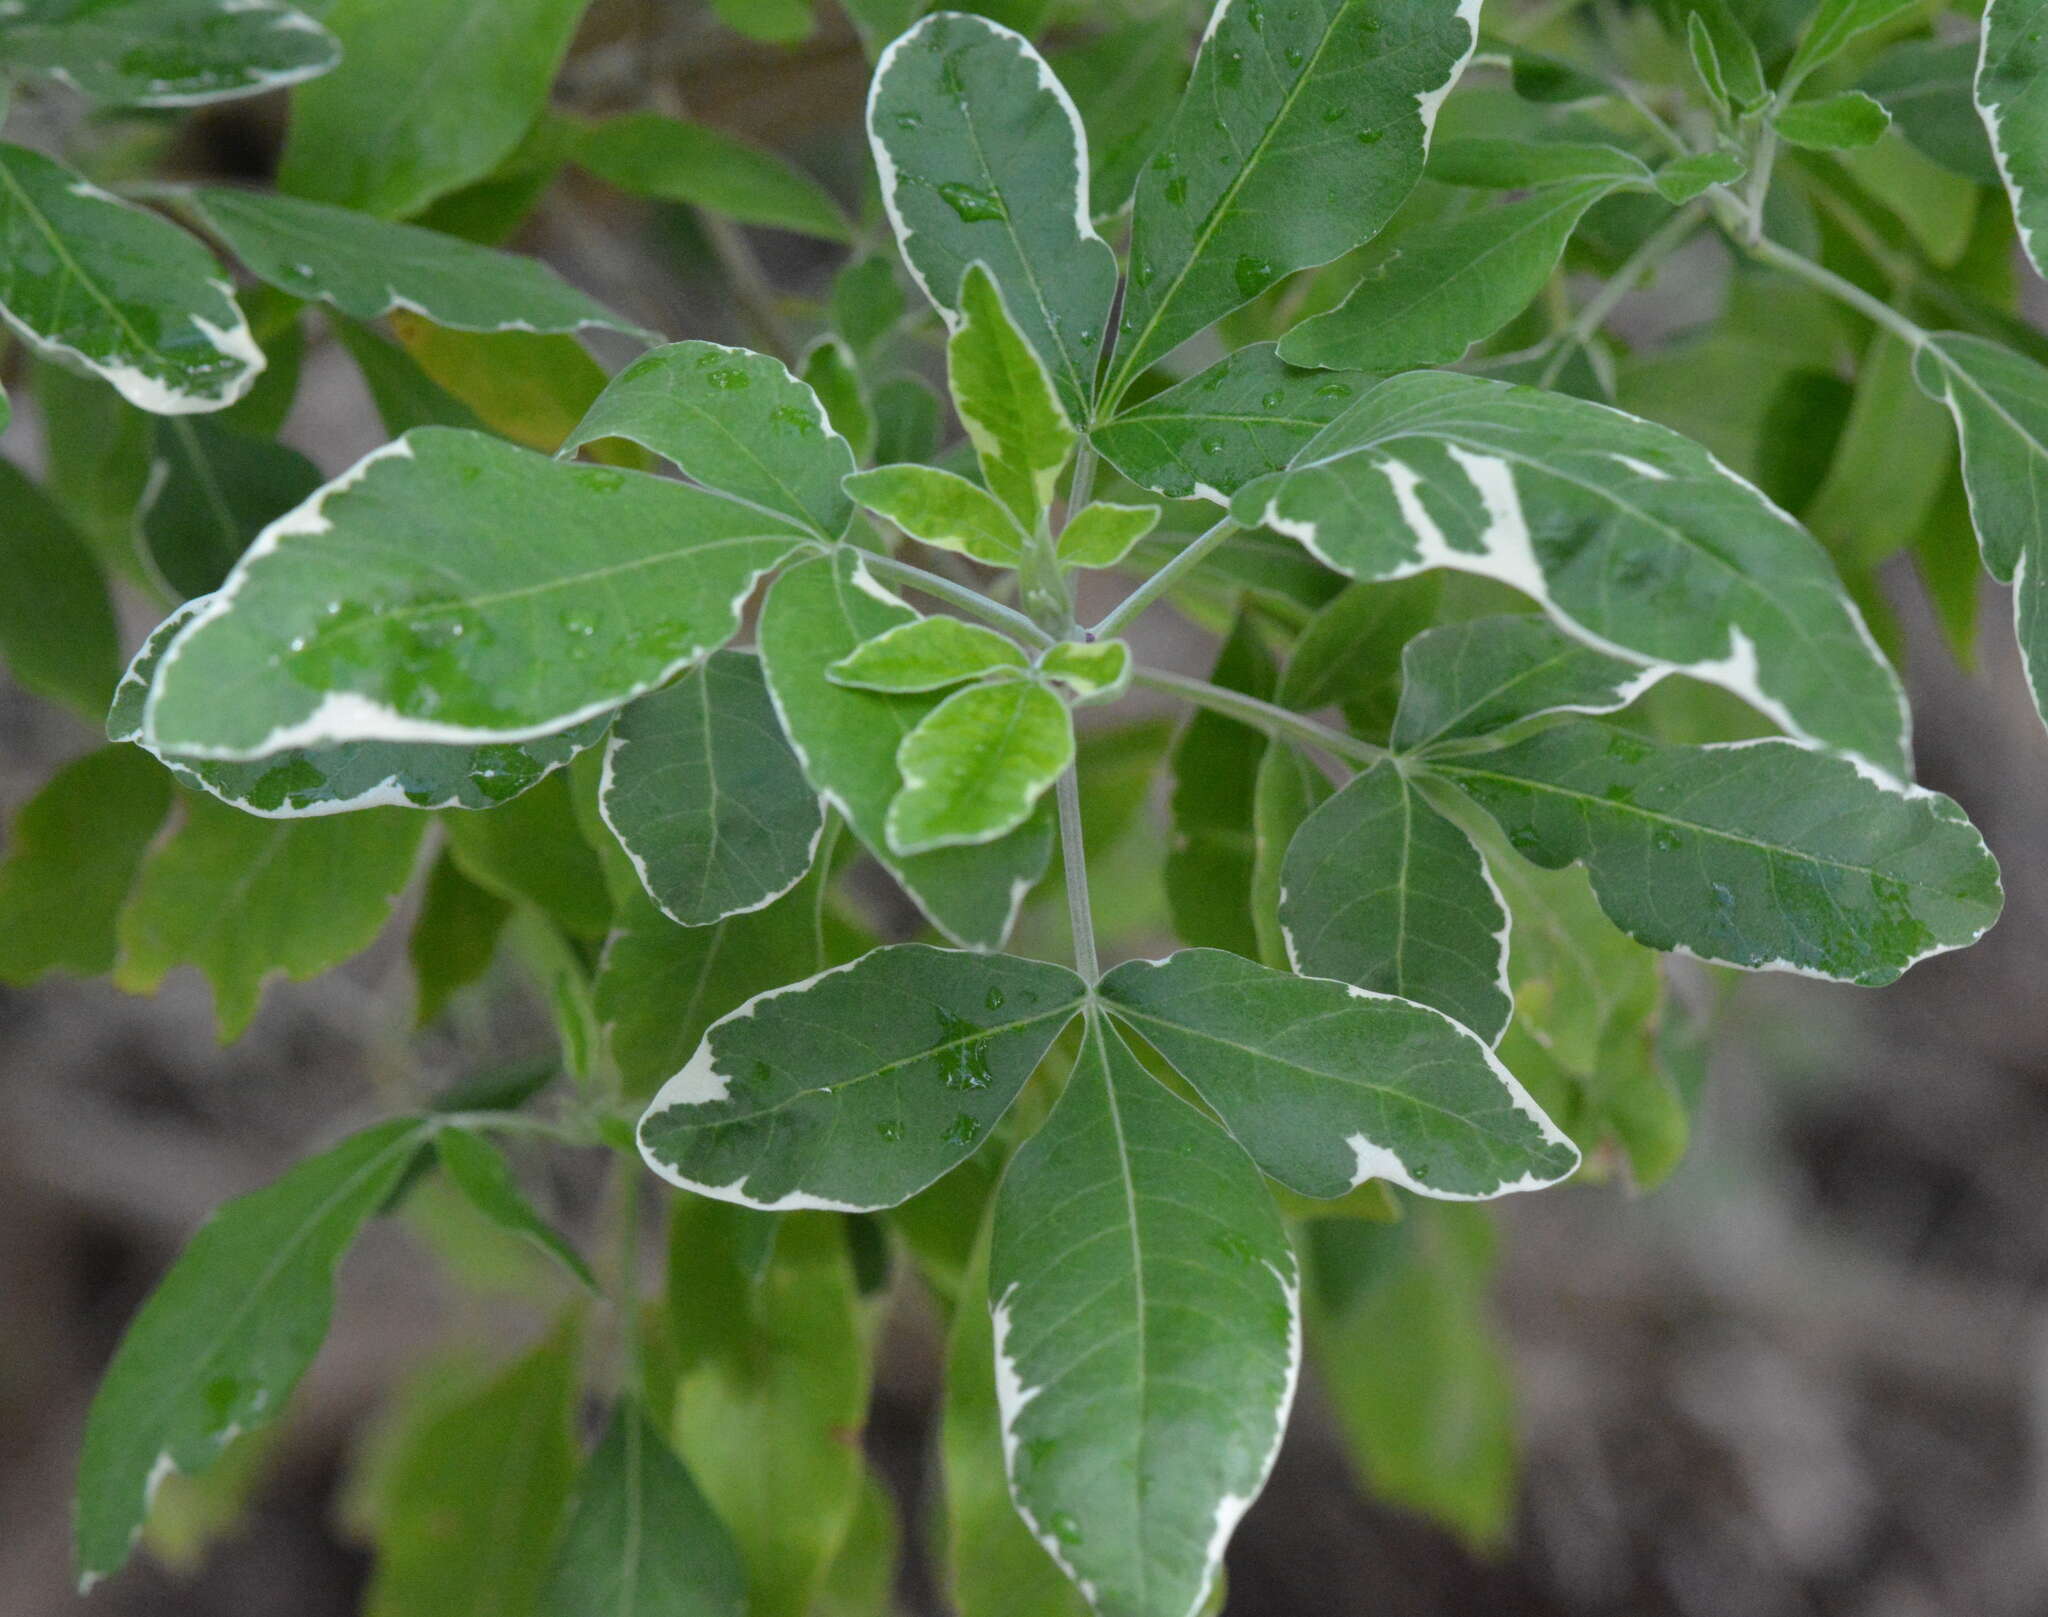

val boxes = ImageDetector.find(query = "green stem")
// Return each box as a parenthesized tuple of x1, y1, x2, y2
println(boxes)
(440, 1109, 597, 1145)
(1134, 666, 1387, 766)
(1541, 202, 1704, 387)
(857, 550, 1057, 647)
(617, 1164, 645, 1400)
(1055, 766, 1099, 983)
(1090, 515, 1240, 639)
(810, 813, 843, 973)
(1744, 233, 1930, 349)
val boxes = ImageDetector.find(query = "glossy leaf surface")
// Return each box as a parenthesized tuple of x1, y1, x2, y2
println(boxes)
(989, 1012, 1299, 1617)
(638, 944, 1085, 1210)
(1098, 949, 1579, 1201)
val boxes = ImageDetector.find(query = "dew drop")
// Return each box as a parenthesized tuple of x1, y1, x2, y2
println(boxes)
(876, 1119, 906, 1143)
(1163, 175, 1189, 207)
(941, 1112, 982, 1145)
(1356, 127, 1384, 146)
(1313, 381, 1353, 398)
(1202, 436, 1227, 455)
(1652, 827, 1683, 853)
(1048, 1512, 1085, 1547)
(985, 984, 1006, 1010)
(895, 111, 923, 131)
(937, 181, 1007, 222)
(1233, 255, 1275, 298)
(1260, 388, 1285, 409)
(706, 367, 750, 390)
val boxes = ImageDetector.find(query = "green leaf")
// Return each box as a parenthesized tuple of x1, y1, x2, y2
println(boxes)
(335, 319, 488, 435)
(1280, 764, 1511, 1043)
(1682, 2, 1765, 111)
(0, 0, 337, 106)
(279, 0, 588, 219)
(1102, 0, 1480, 406)
(1038, 638, 1130, 703)
(542, 1405, 746, 1617)
(845, 0, 927, 55)
(577, 112, 850, 241)
(1280, 180, 1636, 374)
(75, 1118, 429, 1589)
(638, 943, 1085, 1211)
(1914, 334, 2048, 733)
(112, 600, 612, 817)
(0, 746, 172, 985)
(949, 262, 1076, 530)
(0, 142, 262, 413)
(888, 677, 1074, 854)
(600, 651, 822, 927)
(831, 254, 906, 356)
(758, 551, 1054, 948)
(1251, 739, 1332, 970)
(445, 771, 612, 939)
(829, 615, 1028, 692)
(799, 337, 874, 463)
(666, 1207, 868, 1617)
(389, 315, 605, 449)
(1861, 39, 2000, 186)
(1390, 614, 1658, 753)
(1652, 148, 1748, 204)
(1806, 333, 1952, 569)
(1776, 90, 1892, 150)
(1055, 501, 1158, 570)
(0, 458, 120, 716)
(873, 373, 942, 465)
(141, 418, 323, 599)
(1097, 949, 1579, 1200)
(598, 857, 835, 1101)
(1277, 574, 1441, 742)
(365, 1327, 579, 1617)
(988, 1011, 1299, 1617)
(1431, 722, 2003, 984)
(1427, 137, 1654, 190)
(844, 463, 1026, 565)
(867, 11, 1117, 420)
(1165, 612, 1274, 959)
(712, 0, 813, 43)
(1235, 371, 1912, 778)
(139, 427, 811, 760)
(116, 793, 426, 1038)
(186, 188, 642, 337)
(562, 342, 853, 541)
(1091, 344, 1369, 504)
(1785, 0, 1917, 89)
(1308, 1208, 1515, 1549)
(811, 1471, 898, 1617)
(434, 1128, 594, 1289)
(410, 849, 510, 1025)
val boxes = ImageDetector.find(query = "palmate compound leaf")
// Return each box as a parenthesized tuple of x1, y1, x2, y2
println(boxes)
(758, 550, 1055, 949)
(1097, 949, 1580, 1201)
(1278, 175, 1650, 374)
(1980, 0, 2048, 276)
(541, 1404, 747, 1617)
(76, 1117, 432, 1588)
(637, 944, 1086, 1211)
(599, 651, 824, 927)
(867, 11, 1118, 422)
(949, 262, 1076, 531)
(886, 677, 1075, 854)
(1090, 344, 1372, 505)
(988, 1011, 1300, 1617)
(1390, 614, 1663, 754)
(560, 342, 857, 542)
(0, 0, 338, 107)
(1429, 723, 2004, 985)
(111, 598, 613, 817)
(1279, 764, 1512, 1045)
(1913, 333, 2048, 736)
(0, 142, 264, 413)
(138, 427, 814, 761)
(185, 188, 647, 340)
(1233, 371, 1913, 778)
(1100, 0, 1481, 409)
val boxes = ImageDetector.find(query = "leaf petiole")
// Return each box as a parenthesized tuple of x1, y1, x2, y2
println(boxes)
(1091, 515, 1241, 638)
(1134, 665, 1387, 767)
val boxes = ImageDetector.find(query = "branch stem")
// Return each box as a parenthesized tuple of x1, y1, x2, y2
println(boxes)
(1134, 667, 1387, 766)
(857, 551, 1057, 647)
(1091, 516, 1240, 639)
(1055, 766, 1099, 983)
(1743, 233, 1930, 349)
(1542, 202, 1704, 386)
